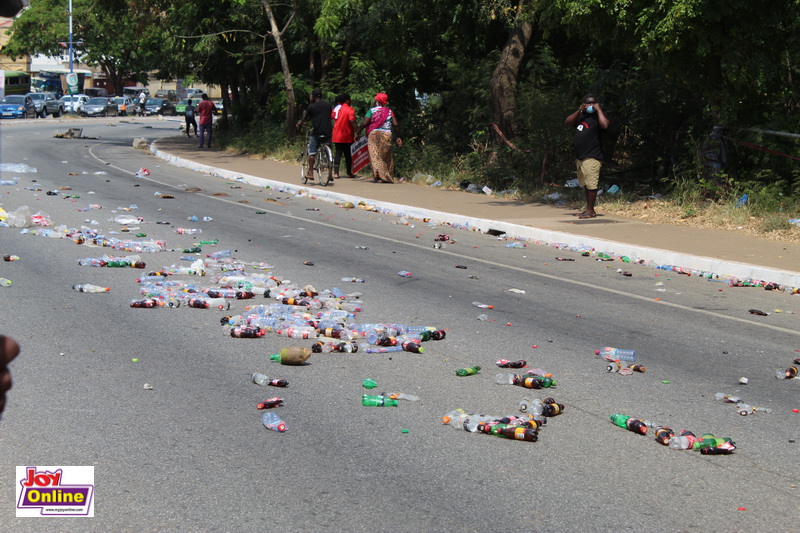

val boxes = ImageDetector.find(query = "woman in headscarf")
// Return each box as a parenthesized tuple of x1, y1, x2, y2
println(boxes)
(357, 92, 402, 183)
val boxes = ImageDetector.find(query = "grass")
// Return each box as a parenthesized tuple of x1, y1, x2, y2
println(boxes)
(215, 124, 800, 244)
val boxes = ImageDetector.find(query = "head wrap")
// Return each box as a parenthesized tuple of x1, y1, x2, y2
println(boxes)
(375, 93, 389, 105)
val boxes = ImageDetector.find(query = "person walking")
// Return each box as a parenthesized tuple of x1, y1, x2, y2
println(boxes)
(331, 93, 357, 179)
(564, 93, 610, 218)
(296, 88, 332, 181)
(184, 99, 198, 138)
(196, 94, 216, 148)
(357, 92, 401, 183)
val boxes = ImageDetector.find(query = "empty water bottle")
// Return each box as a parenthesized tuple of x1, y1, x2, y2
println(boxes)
(176, 228, 201, 234)
(596, 347, 637, 362)
(397, 270, 412, 278)
(261, 411, 287, 432)
(251, 373, 288, 387)
(73, 283, 110, 293)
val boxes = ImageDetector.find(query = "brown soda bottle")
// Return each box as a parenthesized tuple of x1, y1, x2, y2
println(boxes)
(654, 427, 674, 445)
(496, 426, 539, 442)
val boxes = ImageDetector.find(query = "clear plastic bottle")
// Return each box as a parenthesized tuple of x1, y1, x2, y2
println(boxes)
(595, 347, 637, 362)
(518, 397, 544, 416)
(397, 270, 412, 277)
(261, 411, 287, 432)
(668, 430, 699, 450)
(207, 249, 232, 259)
(0, 277, 11, 287)
(73, 283, 110, 293)
(472, 301, 494, 309)
(176, 228, 202, 234)
(250, 373, 288, 387)
(441, 408, 467, 426)
(714, 392, 741, 403)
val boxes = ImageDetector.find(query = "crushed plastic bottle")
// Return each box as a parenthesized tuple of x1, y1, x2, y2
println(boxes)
(261, 411, 287, 432)
(251, 373, 288, 387)
(472, 302, 494, 309)
(455, 365, 481, 376)
(397, 270, 412, 278)
(73, 283, 110, 293)
(595, 347, 636, 362)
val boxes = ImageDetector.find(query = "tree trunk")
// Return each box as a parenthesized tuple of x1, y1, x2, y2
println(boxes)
(262, 0, 297, 138)
(489, 1, 533, 141)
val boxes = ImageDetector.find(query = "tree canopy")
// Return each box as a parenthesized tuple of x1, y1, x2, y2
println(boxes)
(6, 0, 800, 197)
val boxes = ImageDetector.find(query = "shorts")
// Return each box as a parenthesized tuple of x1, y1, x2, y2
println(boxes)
(576, 158, 602, 190)
(308, 134, 328, 156)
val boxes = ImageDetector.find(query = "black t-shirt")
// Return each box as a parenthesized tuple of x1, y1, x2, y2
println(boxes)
(573, 112, 604, 161)
(306, 100, 333, 137)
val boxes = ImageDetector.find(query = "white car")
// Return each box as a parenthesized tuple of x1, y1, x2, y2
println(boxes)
(60, 94, 90, 114)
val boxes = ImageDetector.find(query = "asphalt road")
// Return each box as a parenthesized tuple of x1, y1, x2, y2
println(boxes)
(0, 118, 799, 532)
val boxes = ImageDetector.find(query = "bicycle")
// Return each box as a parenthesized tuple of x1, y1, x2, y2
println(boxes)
(299, 133, 333, 186)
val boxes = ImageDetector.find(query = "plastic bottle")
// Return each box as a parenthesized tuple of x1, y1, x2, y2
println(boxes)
(269, 346, 312, 365)
(516, 375, 556, 389)
(775, 365, 799, 380)
(3, 254, 20, 261)
(78, 258, 107, 267)
(472, 301, 494, 309)
(256, 397, 284, 409)
(362, 394, 399, 407)
(714, 392, 742, 403)
(441, 409, 467, 425)
(455, 365, 481, 376)
(495, 426, 538, 441)
(401, 341, 424, 353)
(231, 326, 266, 338)
(250, 373, 288, 387)
(275, 326, 317, 339)
(504, 242, 526, 248)
(668, 430, 699, 450)
(342, 277, 366, 283)
(654, 427, 674, 445)
(207, 249, 232, 259)
(397, 270, 412, 277)
(430, 329, 447, 340)
(261, 411, 287, 432)
(382, 392, 419, 402)
(609, 413, 648, 435)
(130, 298, 163, 308)
(595, 347, 637, 362)
(73, 283, 110, 293)
(518, 397, 543, 416)
(497, 359, 527, 368)
(0, 278, 12, 287)
(176, 228, 202, 234)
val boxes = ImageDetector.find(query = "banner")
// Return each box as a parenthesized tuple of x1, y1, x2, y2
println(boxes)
(351, 136, 370, 174)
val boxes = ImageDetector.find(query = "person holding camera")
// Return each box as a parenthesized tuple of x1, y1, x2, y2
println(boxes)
(565, 94, 610, 218)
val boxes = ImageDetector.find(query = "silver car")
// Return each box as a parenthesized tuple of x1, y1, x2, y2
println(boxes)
(25, 92, 64, 118)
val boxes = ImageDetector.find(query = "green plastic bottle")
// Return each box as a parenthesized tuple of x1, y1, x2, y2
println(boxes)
(609, 413, 648, 435)
(456, 365, 481, 376)
(362, 394, 399, 407)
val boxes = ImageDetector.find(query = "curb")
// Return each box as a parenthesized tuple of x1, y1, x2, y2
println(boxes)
(150, 142, 800, 290)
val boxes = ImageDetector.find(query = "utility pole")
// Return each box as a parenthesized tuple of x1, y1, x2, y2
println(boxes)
(68, 0, 73, 73)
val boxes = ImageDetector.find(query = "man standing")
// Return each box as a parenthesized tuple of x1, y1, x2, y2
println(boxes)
(138, 90, 147, 117)
(564, 94, 610, 218)
(185, 99, 198, 138)
(196, 94, 216, 148)
(296, 88, 332, 180)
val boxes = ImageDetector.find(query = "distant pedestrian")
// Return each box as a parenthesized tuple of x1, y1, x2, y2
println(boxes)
(138, 90, 147, 117)
(185, 99, 197, 137)
(564, 94, 610, 218)
(331, 93, 357, 179)
(196, 94, 216, 148)
(357, 92, 402, 183)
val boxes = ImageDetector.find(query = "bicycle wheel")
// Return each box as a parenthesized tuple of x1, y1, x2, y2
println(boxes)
(300, 148, 312, 184)
(317, 145, 333, 186)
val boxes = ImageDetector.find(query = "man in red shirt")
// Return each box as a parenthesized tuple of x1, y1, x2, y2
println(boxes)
(196, 94, 216, 149)
(331, 93, 357, 178)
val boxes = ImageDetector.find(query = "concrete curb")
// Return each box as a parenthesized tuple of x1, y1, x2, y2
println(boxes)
(150, 142, 800, 289)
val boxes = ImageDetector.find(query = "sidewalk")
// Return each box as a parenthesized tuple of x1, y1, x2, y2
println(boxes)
(151, 135, 800, 289)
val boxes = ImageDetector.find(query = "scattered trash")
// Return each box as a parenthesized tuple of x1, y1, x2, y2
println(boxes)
(397, 270, 412, 277)
(775, 358, 800, 379)
(472, 302, 494, 309)
(496, 359, 527, 368)
(748, 309, 768, 316)
(362, 378, 378, 389)
(595, 347, 637, 362)
(262, 411, 287, 432)
(455, 365, 481, 376)
(496, 373, 556, 389)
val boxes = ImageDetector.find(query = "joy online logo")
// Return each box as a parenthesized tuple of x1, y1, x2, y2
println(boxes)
(16, 466, 94, 517)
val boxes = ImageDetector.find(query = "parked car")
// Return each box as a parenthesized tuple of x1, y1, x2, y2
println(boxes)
(144, 98, 177, 116)
(26, 92, 64, 118)
(60, 94, 90, 114)
(111, 97, 134, 116)
(154, 89, 178, 102)
(213, 99, 224, 114)
(0, 95, 36, 119)
(81, 97, 119, 117)
(175, 99, 190, 115)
